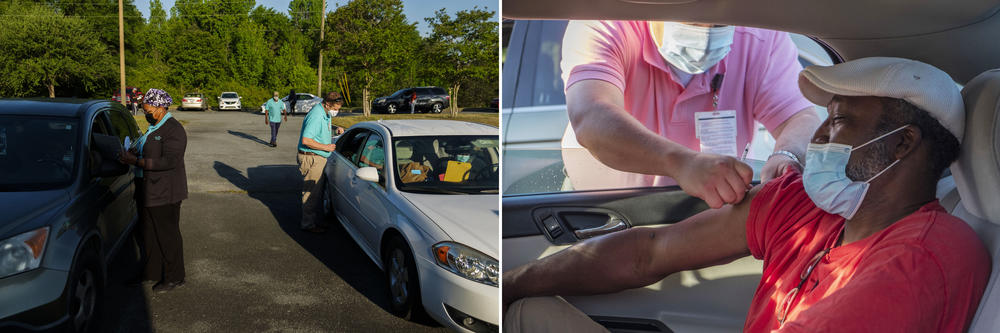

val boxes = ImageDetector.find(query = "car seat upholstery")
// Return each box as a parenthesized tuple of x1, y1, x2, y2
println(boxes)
(949, 69, 1000, 333)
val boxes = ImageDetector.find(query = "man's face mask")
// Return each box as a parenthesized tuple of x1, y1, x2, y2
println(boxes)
(802, 125, 909, 219)
(653, 22, 735, 75)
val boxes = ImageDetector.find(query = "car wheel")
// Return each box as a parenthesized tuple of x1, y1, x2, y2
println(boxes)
(68, 250, 103, 333)
(387, 103, 397, 114)
(384, 236, 421, 319)
(432, 103, 442, 113)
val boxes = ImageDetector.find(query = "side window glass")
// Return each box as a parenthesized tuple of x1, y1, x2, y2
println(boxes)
(107, 107, 138, 142)
(357, 134, 386, 186)
(532, 21, 568, 106)
(337, 130, 370, 164)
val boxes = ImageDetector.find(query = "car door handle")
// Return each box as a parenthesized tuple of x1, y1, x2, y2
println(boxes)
(574, 218, 627, 239)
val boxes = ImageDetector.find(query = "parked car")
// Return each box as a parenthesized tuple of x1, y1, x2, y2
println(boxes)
(501, 19, 833, 195)
(0, 99, 140, 332)
(258, 93, 323, 115)
(216, 92, 242, 111)
(322, 120, 498, 332)
(372, 87, 450, 114)
(110, 86, 143, 114)
(180, 93, 208, 111)
(503, 1, 1000, 333)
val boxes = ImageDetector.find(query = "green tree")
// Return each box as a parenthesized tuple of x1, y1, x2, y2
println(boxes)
(326, 0, 419, 116)
(0, 3, 115, 97)
(166, 27, 226, 90)
(232, 21, 268, 84)
(425, 7, 498, 115)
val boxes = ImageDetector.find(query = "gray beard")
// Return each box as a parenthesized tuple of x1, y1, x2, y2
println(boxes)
(845, 140, 894, 181)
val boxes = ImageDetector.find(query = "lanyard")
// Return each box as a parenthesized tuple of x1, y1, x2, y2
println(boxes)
(710, 73, 725, 110)
(137, 112, 173, 156)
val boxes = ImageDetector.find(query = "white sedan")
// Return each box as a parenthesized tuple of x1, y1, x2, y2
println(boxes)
(322, 120, 499, 332)
(259, 93, 323, 115)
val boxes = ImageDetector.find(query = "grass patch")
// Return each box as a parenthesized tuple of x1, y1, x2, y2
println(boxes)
(331, 112, 498, 129)
(134, 115, 189, 132)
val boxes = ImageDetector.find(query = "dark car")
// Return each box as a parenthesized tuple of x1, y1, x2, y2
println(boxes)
(371, 87, 450, 114)
(0, 99, 140, 332)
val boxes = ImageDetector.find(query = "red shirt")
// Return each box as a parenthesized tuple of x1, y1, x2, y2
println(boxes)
(744, 170, 990, 332)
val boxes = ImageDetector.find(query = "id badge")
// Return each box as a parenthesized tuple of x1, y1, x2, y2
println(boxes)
(695, 110, 738, 157)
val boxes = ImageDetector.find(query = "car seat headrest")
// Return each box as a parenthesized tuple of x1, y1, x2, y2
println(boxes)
(954, 69, 1000, 223)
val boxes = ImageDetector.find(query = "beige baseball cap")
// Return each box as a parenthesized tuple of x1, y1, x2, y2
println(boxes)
(798, 57, 965, 143)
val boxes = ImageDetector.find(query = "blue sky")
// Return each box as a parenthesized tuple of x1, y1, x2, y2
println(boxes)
(133, 0, 498, 36)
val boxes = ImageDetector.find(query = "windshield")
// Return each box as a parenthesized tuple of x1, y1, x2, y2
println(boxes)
(185, 93, 202, 98)
(0, 116, 78, 191)
(393, 135, 499, 194)
(221, 93, 238, 98)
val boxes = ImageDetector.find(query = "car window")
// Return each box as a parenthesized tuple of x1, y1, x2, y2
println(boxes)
(337, 129, 370, 165)
(432, 87, 447, 95)
(0, 116, 78, 191)
(106, 107, 139, 143)
(503, 21, 836, 196)
(415, 88, 430, 95)
(389, 89, 407, 98)
(357, 133, 386, 187)
(394, 135, 499, 194)
(221, 93, 238, 98)
(298, 94, 312, 100)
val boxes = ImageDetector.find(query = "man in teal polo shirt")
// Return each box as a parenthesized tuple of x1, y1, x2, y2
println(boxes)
(297, 91, 346, 233)
(264, 91, 287, 147)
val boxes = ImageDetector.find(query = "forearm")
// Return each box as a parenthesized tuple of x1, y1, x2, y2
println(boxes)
(504, 228, 662, 304)
(302, 137, 332, 151)
(771, 108, 821, 161)
(567, 81, 693, 178)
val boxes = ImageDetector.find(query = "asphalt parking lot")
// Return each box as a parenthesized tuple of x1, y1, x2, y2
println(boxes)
(99, 110, 448, 332)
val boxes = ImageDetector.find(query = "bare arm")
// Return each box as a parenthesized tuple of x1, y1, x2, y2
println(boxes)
(502, 185, 760, 311)
(566, 80, 753, 208)
(301, 137, 335, 152)
(760, 107, 821, 182)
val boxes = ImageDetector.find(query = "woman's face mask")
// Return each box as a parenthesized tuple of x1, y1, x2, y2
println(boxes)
(652, 22, 735, 75)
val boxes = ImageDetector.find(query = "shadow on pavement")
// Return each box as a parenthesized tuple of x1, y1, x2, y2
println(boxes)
(101, 234, 154, 332)
(211, 161, 440, 328)
(226, 130, 270, 146)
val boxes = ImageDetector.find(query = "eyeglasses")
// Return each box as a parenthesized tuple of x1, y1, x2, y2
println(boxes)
(777, 248, 831, 326)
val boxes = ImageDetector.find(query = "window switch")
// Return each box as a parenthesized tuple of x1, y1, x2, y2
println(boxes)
(542, 216, 563, 239)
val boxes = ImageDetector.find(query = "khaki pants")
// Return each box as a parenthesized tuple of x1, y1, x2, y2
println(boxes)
(505, 297, 609, 333)
(298, 153, 327, 229)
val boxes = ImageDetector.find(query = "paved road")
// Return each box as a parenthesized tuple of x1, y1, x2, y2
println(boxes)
(100, 110, 449, 333)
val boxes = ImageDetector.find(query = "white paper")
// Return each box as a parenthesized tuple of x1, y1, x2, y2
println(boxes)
(695, 110, 738, 157)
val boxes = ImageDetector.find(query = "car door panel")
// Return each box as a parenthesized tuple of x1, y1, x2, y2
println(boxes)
(352, 133, 389, 248)
(503, 188, 762, 333)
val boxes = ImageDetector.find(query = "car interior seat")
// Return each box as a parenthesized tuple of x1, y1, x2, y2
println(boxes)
(944, 69, 1000, 332)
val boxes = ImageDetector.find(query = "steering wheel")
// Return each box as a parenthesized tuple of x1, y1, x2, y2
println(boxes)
(36, 157, 72, 178)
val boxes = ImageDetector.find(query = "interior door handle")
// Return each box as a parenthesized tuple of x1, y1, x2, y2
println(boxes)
(574, 218, 627, 239)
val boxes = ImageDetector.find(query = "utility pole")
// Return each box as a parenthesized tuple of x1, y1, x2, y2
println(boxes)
(118, 0, 126, 111)
(316, 0, 326, 96)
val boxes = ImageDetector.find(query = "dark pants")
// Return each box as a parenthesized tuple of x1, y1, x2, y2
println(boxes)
(142, 201, 185, 283)
(269, 121, 281, 145)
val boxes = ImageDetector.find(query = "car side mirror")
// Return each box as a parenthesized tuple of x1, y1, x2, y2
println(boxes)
(357, 167, 379, 183)
(91, 134, 129, 178)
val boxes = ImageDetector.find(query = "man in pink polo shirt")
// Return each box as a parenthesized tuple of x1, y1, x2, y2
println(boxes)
(504, 58, 989, 332)
(561, 21, 821, 208)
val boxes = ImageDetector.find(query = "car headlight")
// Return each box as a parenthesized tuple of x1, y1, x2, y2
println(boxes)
(0, 227, 49, 279)
(432, 242, 498, 287)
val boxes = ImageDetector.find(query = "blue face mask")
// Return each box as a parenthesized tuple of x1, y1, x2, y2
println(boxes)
(802, 125, 908, 219)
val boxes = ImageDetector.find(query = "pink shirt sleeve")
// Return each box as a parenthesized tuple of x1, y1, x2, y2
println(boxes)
(749, 31, 815, 132)
(560, 20, 636, 93)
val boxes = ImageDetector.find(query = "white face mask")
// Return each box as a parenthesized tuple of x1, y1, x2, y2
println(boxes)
(653, 22, 735, 75)
(328, 109, 338, 118)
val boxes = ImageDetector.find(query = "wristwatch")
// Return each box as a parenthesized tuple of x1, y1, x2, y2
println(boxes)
(768, 150, 802, 167)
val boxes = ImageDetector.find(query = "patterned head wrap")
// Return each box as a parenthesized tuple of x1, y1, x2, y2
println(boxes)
(143, 88, 173, 108)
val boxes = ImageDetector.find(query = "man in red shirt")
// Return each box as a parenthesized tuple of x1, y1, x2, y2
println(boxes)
(503, 57, 990, 332)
